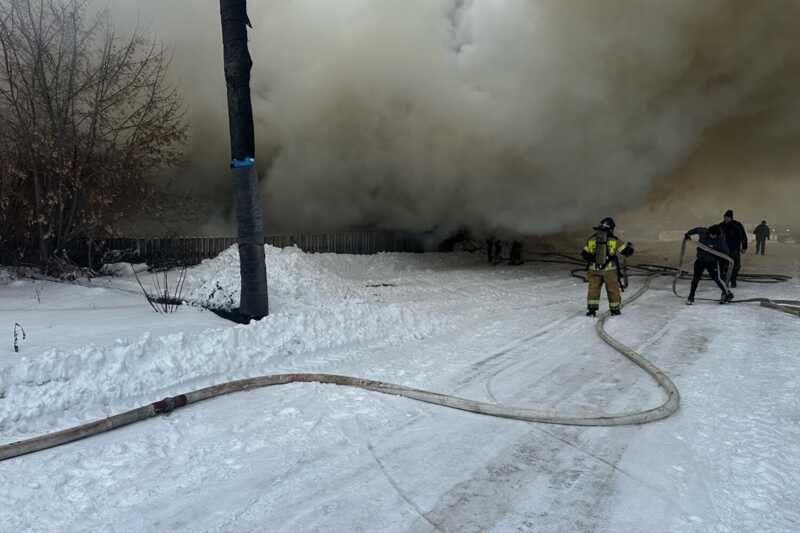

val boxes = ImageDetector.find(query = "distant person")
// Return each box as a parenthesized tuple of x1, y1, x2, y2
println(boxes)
(486, 236, 502, 264)
(684, 225, 734, 305)
(581, 217, 634, 317)
(754, 220, 771, 256)
(509, 240, 524, 265)
(719, 209, 747, 287)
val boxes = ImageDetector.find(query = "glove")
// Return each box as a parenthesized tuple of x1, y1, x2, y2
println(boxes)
(581, 250, 593, 263)
(621, 242, 634, 257)
(684, 233, 691, 241)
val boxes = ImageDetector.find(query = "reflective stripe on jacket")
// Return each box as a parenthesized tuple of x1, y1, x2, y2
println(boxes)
(584, 236, 628, 271)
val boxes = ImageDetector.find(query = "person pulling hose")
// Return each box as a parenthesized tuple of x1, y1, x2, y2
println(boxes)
(684, 225, 734, 305)
(720, 210, 748, 287)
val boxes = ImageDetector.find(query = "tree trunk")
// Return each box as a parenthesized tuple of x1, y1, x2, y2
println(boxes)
(31, 169, 50, 266)
(219, 0, 268, 319)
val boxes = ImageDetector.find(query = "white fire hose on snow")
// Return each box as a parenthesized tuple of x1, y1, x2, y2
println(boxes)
(2, 241, 797, 462)
(0, 278, 677, 462)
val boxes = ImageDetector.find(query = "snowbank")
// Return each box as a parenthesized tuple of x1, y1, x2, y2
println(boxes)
(0, 269, 15, 285)
(101, 262, 148, 277)
(0, 246, 449, 437)
(186, 245, 365, 310)
(185, 244, 478, 311)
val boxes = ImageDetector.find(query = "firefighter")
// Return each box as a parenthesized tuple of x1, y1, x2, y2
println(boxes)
(581, 217, 634, 317)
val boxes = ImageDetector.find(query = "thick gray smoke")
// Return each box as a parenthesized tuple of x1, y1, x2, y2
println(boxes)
(624, 110, 800, 234)
(105, 0, 800, 236)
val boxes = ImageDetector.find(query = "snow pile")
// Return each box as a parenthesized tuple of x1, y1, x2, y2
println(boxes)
(0, 269, 14, 285)
(186, 245, 365, 310)
(0, 245, 453, 437)
(0, 300, 444, 436)
(100, 262, 148, 277)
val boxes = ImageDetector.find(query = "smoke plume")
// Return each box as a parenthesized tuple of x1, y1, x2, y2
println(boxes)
(103, 0, 800, 236)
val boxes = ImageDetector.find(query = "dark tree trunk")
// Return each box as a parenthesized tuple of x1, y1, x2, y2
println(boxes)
(220, 0, 268, 319)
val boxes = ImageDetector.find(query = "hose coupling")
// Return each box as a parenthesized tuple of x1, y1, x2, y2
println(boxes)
(152, 394, 188, 414)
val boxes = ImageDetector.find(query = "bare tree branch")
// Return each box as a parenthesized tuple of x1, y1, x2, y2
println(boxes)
(0, 0, 187, 271)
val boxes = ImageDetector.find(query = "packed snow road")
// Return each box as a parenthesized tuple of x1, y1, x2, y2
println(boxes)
(0, 244, 798, 532)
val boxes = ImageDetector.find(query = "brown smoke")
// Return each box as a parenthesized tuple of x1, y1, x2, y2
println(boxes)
(101, 0, 800, 237)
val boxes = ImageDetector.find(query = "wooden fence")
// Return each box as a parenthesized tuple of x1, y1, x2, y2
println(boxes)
(104, 231, 422, 266)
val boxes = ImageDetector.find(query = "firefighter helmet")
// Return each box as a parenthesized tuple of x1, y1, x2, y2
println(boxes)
(594, 217, 616, 231)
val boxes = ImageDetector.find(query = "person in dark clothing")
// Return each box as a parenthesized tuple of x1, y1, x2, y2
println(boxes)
(487, 237, 524, 265)
(684, 225, 734, 305)
(719, 209, 747, 287)
(509, 241, 524, 265)
(486, 237, 502, 264)
(754, 220, 770, 256)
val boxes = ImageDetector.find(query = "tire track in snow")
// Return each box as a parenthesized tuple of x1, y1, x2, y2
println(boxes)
(483, 314, 585, 405)
(365, 441, 446, 533)
(452, 308, 578, 394)
(418, 282, 694, 532)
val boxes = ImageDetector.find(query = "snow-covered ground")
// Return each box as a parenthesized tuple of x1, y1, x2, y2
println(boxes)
(1, 243, 798, 533)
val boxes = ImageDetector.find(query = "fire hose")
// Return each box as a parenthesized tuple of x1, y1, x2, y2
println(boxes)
(1, 281, 677, 462)
(1, 241, 796, 462)
(673, 238, 800, 316)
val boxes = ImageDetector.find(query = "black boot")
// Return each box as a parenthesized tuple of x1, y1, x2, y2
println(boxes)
(610, 309, 621, 316)
(586, 309, 597, 317)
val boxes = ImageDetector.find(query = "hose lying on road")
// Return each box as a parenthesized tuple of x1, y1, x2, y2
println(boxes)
(3, 241, 796, 462)
(0, 276, 677, 462)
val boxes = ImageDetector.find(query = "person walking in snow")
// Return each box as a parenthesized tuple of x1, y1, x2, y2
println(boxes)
(719, 209, 747, 287)
(581, 217, 634, 317)
(684, 224, 734, 305)
(754, 220, 770, 256)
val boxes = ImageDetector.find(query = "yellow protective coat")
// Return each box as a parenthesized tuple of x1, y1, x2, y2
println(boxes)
(583, 236, 629, 271)
(584, 234, 628, 311)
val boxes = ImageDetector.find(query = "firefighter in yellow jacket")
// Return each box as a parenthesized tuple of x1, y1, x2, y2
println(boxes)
(581, 217, 634, 317)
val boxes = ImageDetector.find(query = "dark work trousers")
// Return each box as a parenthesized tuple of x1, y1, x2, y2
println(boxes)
(720, 251, 741, 287)
(756, 239, 766, 255)
(689, 260, 728, 301)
